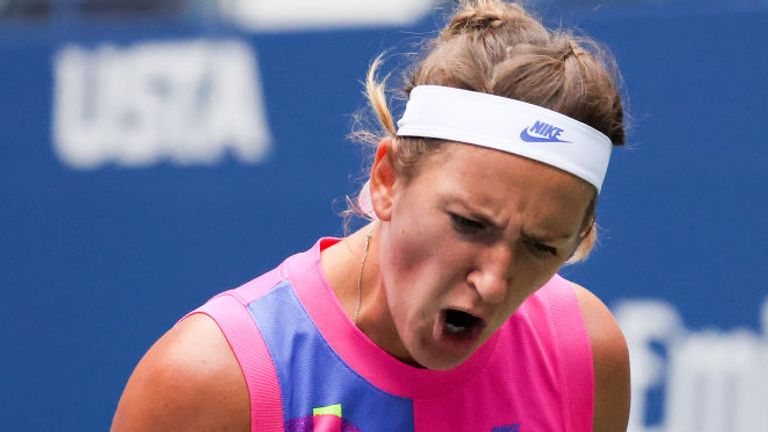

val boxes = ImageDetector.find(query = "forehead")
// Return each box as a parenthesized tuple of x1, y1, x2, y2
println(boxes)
(417, 143, 593, 197)
(410, 143, 594, 226)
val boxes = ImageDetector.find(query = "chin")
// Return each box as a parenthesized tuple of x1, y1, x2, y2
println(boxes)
(408, 346, 473, 371)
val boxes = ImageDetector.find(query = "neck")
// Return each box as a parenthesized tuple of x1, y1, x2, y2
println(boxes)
(320, 223, 418, 365)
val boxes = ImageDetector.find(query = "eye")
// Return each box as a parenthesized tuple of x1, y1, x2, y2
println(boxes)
(449, 213, 486, 236)
(527, 241, 558, 259)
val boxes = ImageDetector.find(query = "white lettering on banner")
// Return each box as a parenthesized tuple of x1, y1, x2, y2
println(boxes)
(614, 298, 768, 432)
(53, 40, 271, 169)
(218, 0, 437, 31)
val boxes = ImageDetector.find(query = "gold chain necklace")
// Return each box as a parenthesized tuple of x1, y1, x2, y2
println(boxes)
(353, 224, 375, 326)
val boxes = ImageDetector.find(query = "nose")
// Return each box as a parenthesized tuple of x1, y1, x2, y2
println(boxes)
(467, 243, 513, 305)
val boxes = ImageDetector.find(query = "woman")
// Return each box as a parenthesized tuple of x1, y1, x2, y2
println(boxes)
(113, 1, 630, 430)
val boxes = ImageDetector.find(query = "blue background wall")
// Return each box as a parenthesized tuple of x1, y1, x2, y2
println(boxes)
(1, 1, 766, 430)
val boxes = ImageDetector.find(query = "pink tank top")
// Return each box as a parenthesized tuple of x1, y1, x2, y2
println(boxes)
(189, 238, 594, 432)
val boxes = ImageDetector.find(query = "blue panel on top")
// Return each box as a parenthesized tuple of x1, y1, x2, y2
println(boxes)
(248, 281, 414, 432)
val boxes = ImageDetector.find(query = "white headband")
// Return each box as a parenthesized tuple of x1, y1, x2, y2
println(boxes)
(396, 85, 613, 192)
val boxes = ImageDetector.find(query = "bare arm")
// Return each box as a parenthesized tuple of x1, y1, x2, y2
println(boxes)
(573, 283, 631, 432)
(111, 314, 250, 432)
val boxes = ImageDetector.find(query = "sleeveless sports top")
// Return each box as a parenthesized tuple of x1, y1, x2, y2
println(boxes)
(188, 238, 594, 432)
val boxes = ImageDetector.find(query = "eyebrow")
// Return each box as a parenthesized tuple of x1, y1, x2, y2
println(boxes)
(442, 193, 577, 243)
(521, 230, 575, 244)
(442, 194, 504, 228)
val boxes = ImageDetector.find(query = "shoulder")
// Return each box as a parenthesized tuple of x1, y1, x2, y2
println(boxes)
(570, 282, 631, 432)
(111, 313, 250, 432)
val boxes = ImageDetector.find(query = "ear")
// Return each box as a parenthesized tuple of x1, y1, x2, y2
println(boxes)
(369, 137, 398, 221)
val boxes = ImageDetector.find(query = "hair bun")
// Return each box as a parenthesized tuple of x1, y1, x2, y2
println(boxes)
(443, 0, 521, 37)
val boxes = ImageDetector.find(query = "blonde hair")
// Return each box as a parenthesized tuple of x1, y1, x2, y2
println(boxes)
(353, 0, 625, 262)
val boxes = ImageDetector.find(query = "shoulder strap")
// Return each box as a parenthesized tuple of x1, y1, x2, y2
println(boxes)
(537, 276, 595, 432)
(184, 271, 286, 432)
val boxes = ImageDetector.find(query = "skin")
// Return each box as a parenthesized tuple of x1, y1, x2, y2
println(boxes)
(112, 138, 630, 431)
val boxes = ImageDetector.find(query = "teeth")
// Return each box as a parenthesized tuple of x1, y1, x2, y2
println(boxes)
(445, 322, 467, 333)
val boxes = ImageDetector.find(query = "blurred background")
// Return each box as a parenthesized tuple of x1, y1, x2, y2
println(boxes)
(1, 0, 766, 430)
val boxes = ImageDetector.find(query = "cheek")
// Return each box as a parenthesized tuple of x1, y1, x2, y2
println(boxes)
(382, 207, 449, 280)
(380, 223, 466, 316)
(381, 231, 441, 312)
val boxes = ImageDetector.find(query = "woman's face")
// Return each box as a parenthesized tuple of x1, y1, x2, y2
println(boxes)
(371, 141, 594, 370)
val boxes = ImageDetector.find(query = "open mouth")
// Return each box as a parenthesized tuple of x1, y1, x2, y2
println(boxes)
(442, 309, 485, 341)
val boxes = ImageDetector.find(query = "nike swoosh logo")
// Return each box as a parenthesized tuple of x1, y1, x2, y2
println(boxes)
(519, 128, 571, 143)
